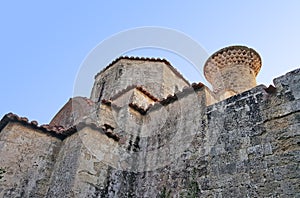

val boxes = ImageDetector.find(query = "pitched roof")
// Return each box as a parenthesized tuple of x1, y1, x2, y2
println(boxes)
(49, 96, 95, 129)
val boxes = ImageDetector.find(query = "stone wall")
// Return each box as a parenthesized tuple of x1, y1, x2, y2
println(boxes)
(81, 68, 299, 197)
(0, 123, 61, 198)
(88, 83, 207, 197)
(196, 69, 299, 197)
(46, 129, 117, 197)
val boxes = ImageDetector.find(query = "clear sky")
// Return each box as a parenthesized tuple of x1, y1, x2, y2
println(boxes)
(1, 1, 299, 124)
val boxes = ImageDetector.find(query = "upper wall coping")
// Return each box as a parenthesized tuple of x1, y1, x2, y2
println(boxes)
(0, 113, 120, 142)
(0, 113, 71, 140)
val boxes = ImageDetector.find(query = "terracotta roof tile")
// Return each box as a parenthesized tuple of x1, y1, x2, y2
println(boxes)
(128, 103, 148, 115)
(0, 113, 72, 140)
(0, 113, 120, 142)
(136, 86, 159, 102)
(147, 82, 204, 112)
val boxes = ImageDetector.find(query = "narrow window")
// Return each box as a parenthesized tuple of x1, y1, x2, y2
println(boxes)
(115, 65, 124, 80)
(97, 82, 106, 102)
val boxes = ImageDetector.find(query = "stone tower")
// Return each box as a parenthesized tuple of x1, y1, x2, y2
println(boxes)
(90, 57, 189, 102)
(204, 46, 262, 100)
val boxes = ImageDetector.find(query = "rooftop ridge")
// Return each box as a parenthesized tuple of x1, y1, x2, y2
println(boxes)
(109, 85, 159, 101)
(0, 113, 72, 140)
(94, 56, 190, 85)
(136, 86, 159, 102)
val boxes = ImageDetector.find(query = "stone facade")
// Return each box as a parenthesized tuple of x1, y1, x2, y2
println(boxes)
(0, 46, 299, 197)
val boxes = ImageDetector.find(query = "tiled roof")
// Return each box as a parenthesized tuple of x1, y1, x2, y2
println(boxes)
(0, 113, 73, 140)
(0, 113, 120, 141)
(94, 56, 190, 85)
(128, 103, 148, 115)
(153, 82, 204, 108)
(136, 86, 159, 102)
(49, 96, 95, 129)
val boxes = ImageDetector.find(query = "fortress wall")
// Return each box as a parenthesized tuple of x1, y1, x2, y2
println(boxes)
(46, 128, 119, 197)
(47, 127, 126, 197)
(140, 87, 206, 154)
(90, 69, 299, 197)
(199, 86, 270, 197)
(196, 69, 300, 197)
(46, 132, 83, 197)
(0, 123, 62, 198)
(96, 86, 208, 197)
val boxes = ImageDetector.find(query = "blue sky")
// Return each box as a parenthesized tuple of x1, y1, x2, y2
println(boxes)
(1, 1, 299, 124)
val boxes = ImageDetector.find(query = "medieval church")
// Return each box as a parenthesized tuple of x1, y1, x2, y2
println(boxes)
(0, 45, 299, 197)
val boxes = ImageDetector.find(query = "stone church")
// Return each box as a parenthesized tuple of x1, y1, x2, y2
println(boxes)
(0, 46, 299, 197)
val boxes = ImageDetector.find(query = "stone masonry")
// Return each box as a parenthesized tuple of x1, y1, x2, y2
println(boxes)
(0, 45, 299, 197)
